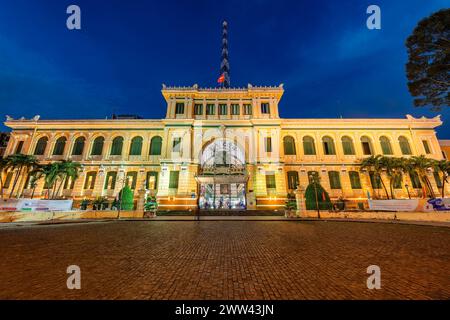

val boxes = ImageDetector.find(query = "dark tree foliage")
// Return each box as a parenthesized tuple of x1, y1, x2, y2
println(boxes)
(305, 182, 332, 210)
(406, 9, 449, 111)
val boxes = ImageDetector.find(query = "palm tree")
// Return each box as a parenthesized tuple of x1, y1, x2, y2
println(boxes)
(5, 154, 38, 199)
(53, 160, 81, 199)
(360, 155, 390, 199)
(0, 158, 8, 200)
(380, 156, 405, 199)
(409, 155, 435, 198)
(433, 159, 450, 198)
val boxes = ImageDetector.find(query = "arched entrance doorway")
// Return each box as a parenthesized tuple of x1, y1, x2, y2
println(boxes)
(196, 139, 248, 210)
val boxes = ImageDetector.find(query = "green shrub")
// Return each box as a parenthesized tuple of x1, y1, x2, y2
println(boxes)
(119, 185, 134, 210)
(305, 182, 332, 210)
(285, 192, 297, 211)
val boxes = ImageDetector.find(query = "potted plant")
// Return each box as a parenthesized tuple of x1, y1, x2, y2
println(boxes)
(144, 195, 158, 218)
(80, 198, 90, 210)
(284, 192, 297, 218)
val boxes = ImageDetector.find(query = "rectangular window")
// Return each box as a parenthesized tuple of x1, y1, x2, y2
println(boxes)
(175, 103, 184, 115)
(307, 171, 319, 184)
(169, 171, 179, 189)
(3, 172, 13, 188)
(349, 171, 362, 189)
(206, 104, 215, 115)
(126, 172, 137, 189)
(409, 171, 422, 189)
(265, 173, 276, 189)
(243, 104, 252, 115)
(433, 171, 442, 188)
(265, 137, 272, 153)
(172, 138, 181, 152)
(104, 172, 117, 190)
(146, 172, 158, 190)
(369, 171, 381, 189)
(328, 171, 341, 189)
(219, 104, 227, 115)
(261, 103, 270, 114)
(231, 104, 240, 115)
(422, 140, 431, 154)
(15, 141, 24, 154)
(194, 104, 203, 115)
(342, 141, 354, 155)
(287, 171, 299, 190)
(84, 172, 96, 190)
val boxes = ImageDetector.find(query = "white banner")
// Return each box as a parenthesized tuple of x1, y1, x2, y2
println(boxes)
(368, 199, 419, 212)
(0, 199, 73, 212)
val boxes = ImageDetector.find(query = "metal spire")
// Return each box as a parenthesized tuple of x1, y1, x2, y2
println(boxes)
(221, 20, 230, 88)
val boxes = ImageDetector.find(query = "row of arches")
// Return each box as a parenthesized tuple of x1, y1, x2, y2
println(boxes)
(282, 135, 413, 156)
(33, 136, 163, 157)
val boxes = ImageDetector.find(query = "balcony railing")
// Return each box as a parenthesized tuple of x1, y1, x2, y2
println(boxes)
(199, 165, 246, 176)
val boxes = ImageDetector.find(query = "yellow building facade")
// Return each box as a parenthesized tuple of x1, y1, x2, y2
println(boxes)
(3, 84, 446, 210)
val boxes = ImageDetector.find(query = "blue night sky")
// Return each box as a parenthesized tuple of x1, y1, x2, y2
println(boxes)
(0, 1, 448, 134)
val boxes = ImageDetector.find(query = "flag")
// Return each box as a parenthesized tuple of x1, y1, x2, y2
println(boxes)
(217, 73, 225, 84)
(321, 191, 326, 201)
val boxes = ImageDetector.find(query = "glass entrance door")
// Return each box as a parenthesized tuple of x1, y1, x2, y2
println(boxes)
(199, 183, 246, 210)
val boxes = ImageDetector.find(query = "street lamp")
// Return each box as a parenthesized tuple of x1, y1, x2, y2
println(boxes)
(309, 174, 320, 219)
(405, 183, 411, 199)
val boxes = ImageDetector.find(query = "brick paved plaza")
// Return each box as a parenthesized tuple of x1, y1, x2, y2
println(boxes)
(0, 220, 449, 299)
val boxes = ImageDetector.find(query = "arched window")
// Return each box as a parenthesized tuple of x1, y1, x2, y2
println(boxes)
(91, 136, 104, 156)
(34, 137, 48, 155)
(149, 136, 162, 155)
(129, 136, 143, 156)
(399, 136, 412, 155)
(52, 137, 67, 156)
(360, 136, 373, 155)
(303, 136, 316, 155)
(322, 136, 336, 155)
(72, 137, 85, 156)
(380, 136, 393, 155)
(110, 136, 124, 156)
(283, 136, 296, 155)
(341, 136, 355, 155)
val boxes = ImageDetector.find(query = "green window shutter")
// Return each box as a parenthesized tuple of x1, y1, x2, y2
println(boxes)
(206, 104, 215, 115)
(110, 137, 123, 155)
(91, 137, 104, 156)
(409, 171, 422, 188)
(399, 137, 412, 155)
(4, 172, 13, 188)
(169, 171, 179, 189)
(422, 140, 431, 154)
(369, 171, 381, 189)
(265, 174, 276, 189)
(104, 172, 117, 190)
(146, 171, 159, 190)
(72, 137, 85, 155)
(284, 137, 296, 155)
(84, 172, 96, 190)
(150, 136, 162, 155)
(219, 104, 227, 115)
(328, 171, 341, 189)
(342, 138, 355, 155)
(433, 172, 442, 188)
(349, 171, 362, 189)
(265, 137, 272, 153)
(287, 171, 299, 190)
(53, 137, 66, 156)
(303, 138, 316, 155)
(393, 174, 403, 189)
(175, 103, 185, 114)
(130, 137, 143, 156)
(34, 137, 48, 155)
(380, 137, 393, 155)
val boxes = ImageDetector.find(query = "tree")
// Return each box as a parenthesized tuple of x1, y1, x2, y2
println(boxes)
(0, 158, 7, 200)
(406, 9, 450, 110)
(379, 156, 405, 199)
(119, 185, 134, 210)
(360, 155, 390, 199)
(409, 155, 435, 198)
(53, 160, 81, 199)
(433, 159, 450, 198)
(4, 154, 38, 199)
(304, 174, 332, 210)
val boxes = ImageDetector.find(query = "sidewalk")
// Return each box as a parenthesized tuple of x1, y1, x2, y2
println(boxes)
(1, 215, 449, 228)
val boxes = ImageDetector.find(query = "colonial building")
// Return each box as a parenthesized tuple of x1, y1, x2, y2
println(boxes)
(2, 83, 446, 210)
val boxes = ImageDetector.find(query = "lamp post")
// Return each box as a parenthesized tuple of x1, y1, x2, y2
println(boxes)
(309, 174, 320, 219)
(405, 183, 411, 199)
